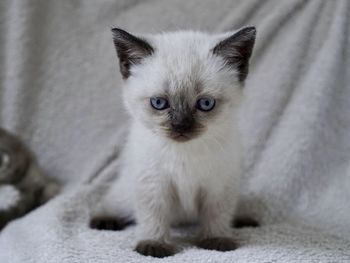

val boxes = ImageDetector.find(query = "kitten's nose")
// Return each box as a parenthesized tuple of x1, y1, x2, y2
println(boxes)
(171, 114, 194, 133)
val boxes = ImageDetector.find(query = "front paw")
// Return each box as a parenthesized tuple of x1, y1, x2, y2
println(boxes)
(232, 216, 260, 228)
(90, 216, 134, 231)
(135, 240, 176, 258)
(197, 237, 237, 251)
(0, 185, 21, 210)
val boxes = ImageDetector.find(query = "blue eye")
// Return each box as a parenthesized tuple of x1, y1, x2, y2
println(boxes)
(196, 97, 216, 111)
(150, 97, 169, 110)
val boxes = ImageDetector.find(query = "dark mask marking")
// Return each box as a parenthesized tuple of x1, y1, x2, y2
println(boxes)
(169, 92, 195, 133)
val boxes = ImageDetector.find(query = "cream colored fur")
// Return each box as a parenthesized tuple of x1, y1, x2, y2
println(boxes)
(96, 30, 246, 245)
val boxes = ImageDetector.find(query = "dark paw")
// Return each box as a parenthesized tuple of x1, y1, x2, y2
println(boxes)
(90, 216, 134, 231)
(197, 237, 237, 251)
(135, 240, 176, 258)
(232, 216, 260, 228)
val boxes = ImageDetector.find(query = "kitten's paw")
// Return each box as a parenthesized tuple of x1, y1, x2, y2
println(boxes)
(135, 240, 176, 258)
(232, 216, 260, 228)
(197, 237, 237, 251)
(90, 216, 134, 231)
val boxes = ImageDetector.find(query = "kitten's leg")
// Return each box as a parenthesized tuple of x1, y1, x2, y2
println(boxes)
(196, 189, 237, 251)
(90, 173, 135, 231)
(134, 178, 176, 258)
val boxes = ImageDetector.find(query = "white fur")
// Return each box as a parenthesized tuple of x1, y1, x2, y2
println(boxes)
(97, 31, 244, 244)
(0, 185, 21, 211)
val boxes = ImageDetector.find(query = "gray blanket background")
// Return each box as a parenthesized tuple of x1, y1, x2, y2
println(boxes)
(1, 0, 350, 262)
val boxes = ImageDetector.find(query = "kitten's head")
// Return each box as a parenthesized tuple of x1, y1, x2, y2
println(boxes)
(112, 27, 256, 142)
(0, 128, 30, 184)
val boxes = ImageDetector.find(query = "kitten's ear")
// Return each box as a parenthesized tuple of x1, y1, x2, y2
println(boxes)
(213, 26, 256, 82)
(111, 28, 154, 79)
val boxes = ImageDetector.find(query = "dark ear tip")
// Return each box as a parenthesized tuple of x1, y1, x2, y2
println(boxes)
(111, 27, 119, 33)
(240, 26, 257, 38)
(111, 27, 129, 39)
(111, 27, 122, 32)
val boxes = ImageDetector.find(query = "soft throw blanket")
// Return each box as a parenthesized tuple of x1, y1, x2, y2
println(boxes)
(1, 0, 350, 262)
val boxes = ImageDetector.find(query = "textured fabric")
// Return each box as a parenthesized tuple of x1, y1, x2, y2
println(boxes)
(1, 0, 350, 262)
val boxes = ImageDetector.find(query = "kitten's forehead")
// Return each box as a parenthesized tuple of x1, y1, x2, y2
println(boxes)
(151, 31, 215, 58)
(146, 32, 224, 94)
(153, 32, 212, 69)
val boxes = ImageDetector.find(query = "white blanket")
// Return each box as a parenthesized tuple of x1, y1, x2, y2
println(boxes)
(1, 0, 350, 262)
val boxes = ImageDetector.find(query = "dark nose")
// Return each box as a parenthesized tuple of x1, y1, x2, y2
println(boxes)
(171, 114, 194, 133)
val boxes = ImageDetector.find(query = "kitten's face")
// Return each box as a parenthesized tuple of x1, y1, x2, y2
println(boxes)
(0, 129, 30, 184)
(112, 28, 256, 142)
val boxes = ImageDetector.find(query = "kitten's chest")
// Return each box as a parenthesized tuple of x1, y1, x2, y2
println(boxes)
(160, 142, 235, 181)
(159, 148, 231, 216)
(126, 129, 239, 214)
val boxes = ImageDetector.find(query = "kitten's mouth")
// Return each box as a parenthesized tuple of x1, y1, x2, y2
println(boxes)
(168, 132, 195, 142)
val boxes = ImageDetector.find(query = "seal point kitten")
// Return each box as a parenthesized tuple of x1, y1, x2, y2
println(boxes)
(91, 26, 256, 258)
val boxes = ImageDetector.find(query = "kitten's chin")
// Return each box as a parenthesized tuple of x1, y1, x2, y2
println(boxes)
(167, 132, 198, 142)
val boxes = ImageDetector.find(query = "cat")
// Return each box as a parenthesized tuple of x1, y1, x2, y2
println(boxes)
(0, 128, 60, 230)
(91, 26, 256, 258)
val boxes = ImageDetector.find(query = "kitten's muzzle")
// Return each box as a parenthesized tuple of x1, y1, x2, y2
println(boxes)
(168, 112, 200, 142)
(170, 113, 194, 134)
(171, 119, 194, 134)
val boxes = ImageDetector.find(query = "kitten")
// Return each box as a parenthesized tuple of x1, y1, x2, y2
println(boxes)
(0, 128, 60, 230)
(92, 26, 256, 257)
